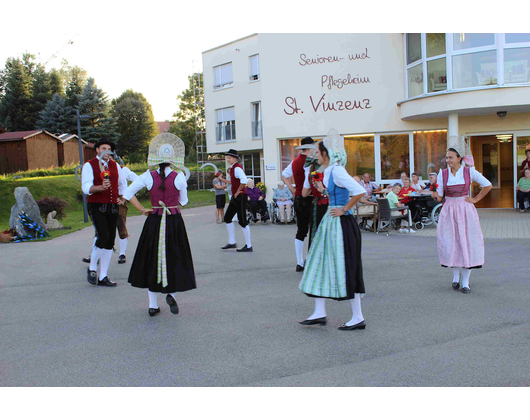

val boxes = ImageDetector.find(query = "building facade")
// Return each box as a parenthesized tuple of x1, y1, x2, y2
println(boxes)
(202, 33, 530, 208)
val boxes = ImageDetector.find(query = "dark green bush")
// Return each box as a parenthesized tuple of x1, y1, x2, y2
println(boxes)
(36, 196, 68, 219)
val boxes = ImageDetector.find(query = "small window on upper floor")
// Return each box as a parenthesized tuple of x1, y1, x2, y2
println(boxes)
(249, 54, 260, 82)
(213, 63, 233, 90)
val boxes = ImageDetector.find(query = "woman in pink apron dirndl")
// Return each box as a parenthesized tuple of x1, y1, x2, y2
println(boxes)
(434, 148, 492, 294)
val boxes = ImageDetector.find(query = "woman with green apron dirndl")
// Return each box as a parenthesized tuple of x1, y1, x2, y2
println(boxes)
(298, 129, 368, 330)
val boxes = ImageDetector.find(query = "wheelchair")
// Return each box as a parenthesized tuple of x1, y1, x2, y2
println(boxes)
(407, 196, 443, 230)
(246, 198, 271, 224)
(269, 192, 296, 225)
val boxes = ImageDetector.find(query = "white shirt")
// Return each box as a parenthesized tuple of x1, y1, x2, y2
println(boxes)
(323, 164, 367, 197)
(411, 180, 425, 192)
(81, 156, 127, 196)
(122, 167, 188, 206)
(436, 166, 492, 197)
(282, 158, 310, 187)
(119, 167, 139, 195)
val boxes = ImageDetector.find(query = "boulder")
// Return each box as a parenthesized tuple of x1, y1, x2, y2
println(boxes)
(9, 187, 48, 237)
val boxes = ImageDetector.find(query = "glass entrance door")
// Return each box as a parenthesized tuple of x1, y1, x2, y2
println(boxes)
(482, 142, 500, 188)
(241, 152, 262, 183)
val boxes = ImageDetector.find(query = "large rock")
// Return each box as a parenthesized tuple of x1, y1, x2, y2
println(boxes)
(9, 187, 48, 237)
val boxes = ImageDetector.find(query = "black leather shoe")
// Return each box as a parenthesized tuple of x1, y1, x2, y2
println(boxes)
(118, 254, 126, 264)
(299, 317, 327, 326)
(221, 243, 237, 250)
(166, 294, 179, 314)
(87, 268, 97, 285)
(338, 320, 366, 330)
(462, 287, 471, 294)
(296, 265, 304, 272)
(262, 220, 268, 225)
(148, 308, 160, 316)
(82, 256, 91, 263)
(452, 282, 460, 290)
(97, 277, 117, 287)
(237, 245, 253, 252)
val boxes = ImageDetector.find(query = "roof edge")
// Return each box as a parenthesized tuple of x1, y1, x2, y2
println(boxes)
(202, 33, 258, 54)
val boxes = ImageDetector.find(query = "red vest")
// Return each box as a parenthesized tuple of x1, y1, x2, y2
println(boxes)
(86, 158, 119, 204)
(292, 154, 308, 197)
(229, 163, 247, 195)
(149, 171, 180, 215)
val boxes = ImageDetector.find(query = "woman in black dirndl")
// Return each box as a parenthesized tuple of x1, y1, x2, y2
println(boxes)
(120, 134, 196, 316)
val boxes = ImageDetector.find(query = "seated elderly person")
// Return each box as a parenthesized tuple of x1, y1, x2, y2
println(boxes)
(410, 172, 426, 192)
(354, 175, 378, 230)
(387, 183, 415, 233)
(396, 172, 408, 187)
(273, 181, 293, 223)
(517, 168, 530, 212)
(246, 179, 269, 224)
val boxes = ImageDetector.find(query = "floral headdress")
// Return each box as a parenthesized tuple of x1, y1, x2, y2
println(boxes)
(448, 136, 474, 167)
(147, 133, 185, 171)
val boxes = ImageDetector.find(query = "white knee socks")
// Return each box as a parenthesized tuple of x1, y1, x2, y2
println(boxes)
(226, 222, 236, 244)
(295, 239, 305, 266)
(308, 297, 327, 320)
(89, 246, 102, 272)
(99, 249, 113, 280)
(452, 267, 461, 284)
(149, 292, 176, 309)
(345, 294, 364, 326)
(119, 238, 128, 256)
(461, 268, 471, 288)
(242, 225, 252, 248)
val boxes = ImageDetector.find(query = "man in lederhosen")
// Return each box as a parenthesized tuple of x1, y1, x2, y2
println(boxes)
(282, 137, 317, 272)
(220, 149, 253, 252)
(81, 139, 126, 286)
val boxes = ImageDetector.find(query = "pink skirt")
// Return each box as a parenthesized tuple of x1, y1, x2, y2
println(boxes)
(437, 197, 484, 268)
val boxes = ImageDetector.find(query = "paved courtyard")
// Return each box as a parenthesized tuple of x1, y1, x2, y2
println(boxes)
(1, 205, 529, 386)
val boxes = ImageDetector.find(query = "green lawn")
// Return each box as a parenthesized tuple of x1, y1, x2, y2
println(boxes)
(0, 174, 216, 241)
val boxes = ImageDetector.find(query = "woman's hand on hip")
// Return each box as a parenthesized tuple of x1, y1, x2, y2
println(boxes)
(464, 197, 477, 204)
(330, 208, 345, 218)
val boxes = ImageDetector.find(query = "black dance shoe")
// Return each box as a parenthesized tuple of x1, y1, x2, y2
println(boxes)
(338, 320, 366, 330)
(166, 294, 179, 314)
(299, 317, 327, 326)
(452, 282, 460, 290)
(237, 245, 253, 252)
(148, 308, 160, 316)
(221, 243, 237, 250)
(296, 265, 304, 272)
(82, 256, 91, 263)
(462, 287, 471, 294)
(87, 268, 97, 285)
(118, 254, 126, 264)
(97, 277, 117, 287)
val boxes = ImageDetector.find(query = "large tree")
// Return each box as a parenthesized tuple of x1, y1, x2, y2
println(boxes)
(0, 57, 34, 130)
(37, 93, 70, 134)
(112, 89, 158, 162)
(77, 77, 120, 144)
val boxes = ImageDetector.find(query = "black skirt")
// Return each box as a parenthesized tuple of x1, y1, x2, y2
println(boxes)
(128, 213, 196, 293)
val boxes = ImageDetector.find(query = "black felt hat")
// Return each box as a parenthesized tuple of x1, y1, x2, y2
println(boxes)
(295, 137, 317, 150)
(95, 138, 115, 151)
(223, 149, 240, 159)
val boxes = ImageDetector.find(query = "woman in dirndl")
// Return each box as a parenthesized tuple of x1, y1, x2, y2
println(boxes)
(433, 145, 492, 294)
(298, 129, 368, 330)
(119, 133, 196, 316)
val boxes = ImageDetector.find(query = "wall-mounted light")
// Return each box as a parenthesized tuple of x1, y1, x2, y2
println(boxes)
(497, 111, 507, 119)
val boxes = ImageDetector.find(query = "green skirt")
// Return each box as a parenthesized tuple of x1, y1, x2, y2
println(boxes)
(299, 206, 364, 300)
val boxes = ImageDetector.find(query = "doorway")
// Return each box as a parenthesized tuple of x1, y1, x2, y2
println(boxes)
(470, 134, 514, 208)
(241, 152, 262, 183)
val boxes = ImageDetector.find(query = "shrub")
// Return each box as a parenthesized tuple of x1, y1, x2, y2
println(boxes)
(36, 196, 68, 219)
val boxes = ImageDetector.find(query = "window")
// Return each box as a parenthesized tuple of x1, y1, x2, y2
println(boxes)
(251, 102, 262, 139)
(452, 50, 497, 88)
(406, 33, 447, 98)
(344, 135, 375, 178)
(249, 54, 260, 81)
(279, 139, 302, 172)
(242, 152, 261, 183)
(413, 130, 447, 177)
(380, 134, 410, 180)
(453, 33, 494, 50)
(504, 34, 530, 85)
(213, 63, 233, 90)
(216, 107, 236, 143)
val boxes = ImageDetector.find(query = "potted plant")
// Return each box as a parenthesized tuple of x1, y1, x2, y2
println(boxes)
(0, 228, 16, 243)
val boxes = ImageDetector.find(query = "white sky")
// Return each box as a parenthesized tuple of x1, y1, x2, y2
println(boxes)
(0, 33, 250, 121)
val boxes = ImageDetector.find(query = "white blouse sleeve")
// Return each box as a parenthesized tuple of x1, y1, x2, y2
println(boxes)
(436, 169, 444, 196)
(234, 166, 248, 184)
(282, 162, 293, 179)
(122, 170, 151, 201)
(81, 162, 94, 195)
(175, 171, 188, 206)
(332, 166, 367, 196)
(303, 167, 311, 189)
(470, 167, 492, 188)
